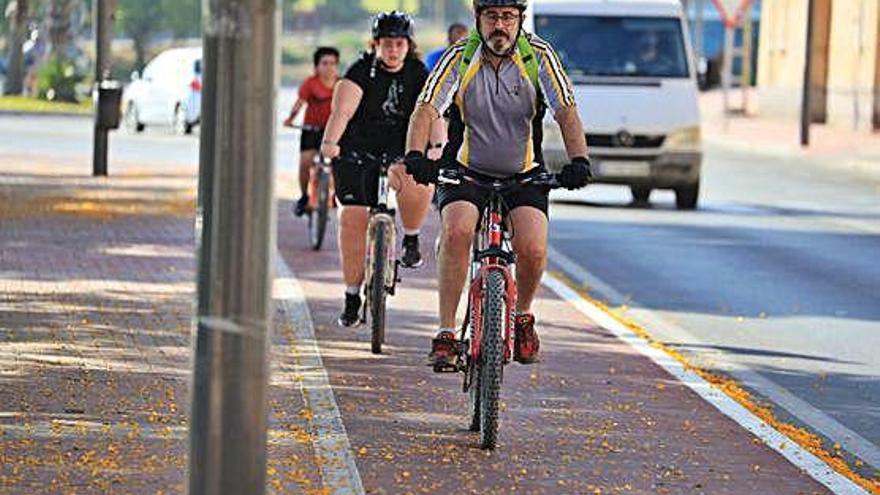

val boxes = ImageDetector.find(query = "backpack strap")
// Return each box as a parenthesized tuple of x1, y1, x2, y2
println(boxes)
(516, 32, 539, 90)
(458, 30, 483, 79)
(458, 30, 540, 91)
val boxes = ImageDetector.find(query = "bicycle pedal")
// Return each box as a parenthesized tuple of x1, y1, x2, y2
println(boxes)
(432, 362, 459, 373)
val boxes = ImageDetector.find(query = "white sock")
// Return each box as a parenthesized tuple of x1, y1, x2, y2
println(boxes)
(404, 229, 420, 237)
(345, 286, 360, 296)
(438, 327, 456, 336)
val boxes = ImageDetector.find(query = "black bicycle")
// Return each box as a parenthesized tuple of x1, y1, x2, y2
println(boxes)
(435, 167, 562, 449)
(307, 153, 334, 251)
(347, 151, 401, 354)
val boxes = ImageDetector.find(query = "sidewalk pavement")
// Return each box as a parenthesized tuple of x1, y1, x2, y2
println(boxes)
(1, 156, 834, 494)
(0, 164, 325, 494)
(700, 91, 880, 181)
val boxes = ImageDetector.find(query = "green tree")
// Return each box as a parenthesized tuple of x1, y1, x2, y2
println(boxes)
(115, 0, 199, 69)
(161, 0, 200, 39)
(47, 0, 77, 59)
(115, 0, 162, 69)
(3, 0, 30, 95)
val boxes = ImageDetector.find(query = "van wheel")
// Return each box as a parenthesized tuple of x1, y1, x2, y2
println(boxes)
(675, 183, 700, 210)
(630, 185, 652, 205)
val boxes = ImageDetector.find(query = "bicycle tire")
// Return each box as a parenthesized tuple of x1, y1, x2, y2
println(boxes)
(479, 269, 506, 449)
(369, 224, 388, 354)
(309, 169, 330, 250)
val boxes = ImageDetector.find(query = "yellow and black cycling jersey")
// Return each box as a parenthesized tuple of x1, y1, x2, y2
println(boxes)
(418, 33, 576, 177)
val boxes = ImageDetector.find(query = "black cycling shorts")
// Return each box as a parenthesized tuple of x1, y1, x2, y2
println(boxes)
(332, 153, 380, 206)
(436, 164, 550, 218)
(300, 128, 324, 152)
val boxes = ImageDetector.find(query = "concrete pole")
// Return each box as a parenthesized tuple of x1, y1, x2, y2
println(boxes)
(722, 24, 734, 127)
(188, 0, 280, 493)
(800, 0, 815, 146)
(92, 0, 114, 176)
(695, 0, 705, 62)
(741, 11, 753, 114)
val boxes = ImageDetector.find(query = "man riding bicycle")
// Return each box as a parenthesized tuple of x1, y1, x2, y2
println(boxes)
(320, 11, 443, 327)
(405, 0, 591, 366)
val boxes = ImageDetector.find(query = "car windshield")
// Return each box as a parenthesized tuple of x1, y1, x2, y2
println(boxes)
(534, 15, 690, 79)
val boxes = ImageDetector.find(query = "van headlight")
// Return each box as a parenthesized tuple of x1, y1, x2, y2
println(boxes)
(663, 126, 701, 151)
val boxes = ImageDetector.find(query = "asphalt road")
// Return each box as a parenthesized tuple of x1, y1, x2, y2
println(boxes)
(549, 147, 880, 472)
(2, 109, 878, 480)
(0, 88, 299, 173)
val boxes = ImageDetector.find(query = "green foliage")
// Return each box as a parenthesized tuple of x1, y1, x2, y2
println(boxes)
(161, 0, 201, 38)
(115, 0, 200, 68)
(35, 54, 84, 103)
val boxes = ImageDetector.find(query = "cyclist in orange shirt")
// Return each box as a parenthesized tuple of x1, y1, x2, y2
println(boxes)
(284, 46, 340, 216)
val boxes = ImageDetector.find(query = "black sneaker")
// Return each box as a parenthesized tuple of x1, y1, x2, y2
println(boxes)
(400, 234, 423, 268)
(293, 195, 309, 217)
(338, 293, 362, 327)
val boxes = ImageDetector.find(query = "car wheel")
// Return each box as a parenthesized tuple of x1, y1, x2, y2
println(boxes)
(124, 103, 145, 133)
(675, 182, 700, 210)
(173, 104, 193, 135)
(630, 185, 652, 205)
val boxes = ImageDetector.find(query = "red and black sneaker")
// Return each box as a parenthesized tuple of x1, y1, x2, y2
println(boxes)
(514, 313, 540, 364)
(429, 330, 459, 372)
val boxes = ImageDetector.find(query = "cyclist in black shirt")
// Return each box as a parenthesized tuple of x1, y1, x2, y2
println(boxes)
(320, 11, 445, 327)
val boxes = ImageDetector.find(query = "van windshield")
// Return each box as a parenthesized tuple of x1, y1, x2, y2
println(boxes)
(534, 15, 690, 79)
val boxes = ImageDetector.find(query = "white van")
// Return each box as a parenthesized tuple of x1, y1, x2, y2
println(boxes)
(529, 0, 703, 209)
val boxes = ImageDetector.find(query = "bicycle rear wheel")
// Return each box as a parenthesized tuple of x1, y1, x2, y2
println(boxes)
(308, 170, 330, 250)
(478, 270, 506, 449)
(369, 224, 388, 354)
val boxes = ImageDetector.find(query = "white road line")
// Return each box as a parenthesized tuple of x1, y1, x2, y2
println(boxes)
(542, 274, 869, 495)
(548, 244, 880, 471)
(275, 254, 365, 495)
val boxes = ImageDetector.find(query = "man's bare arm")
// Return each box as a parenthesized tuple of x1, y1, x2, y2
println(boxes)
(406, 102, 440, 155)
(554, 105, 589, 160)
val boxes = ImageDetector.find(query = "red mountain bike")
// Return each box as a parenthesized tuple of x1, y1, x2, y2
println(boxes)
(435, 167, 561, 450)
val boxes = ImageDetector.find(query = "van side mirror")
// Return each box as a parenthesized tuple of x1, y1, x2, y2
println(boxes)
(130, 70, 140, 82)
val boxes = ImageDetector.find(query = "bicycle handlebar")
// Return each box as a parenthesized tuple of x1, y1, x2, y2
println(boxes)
(436, 168, 561, 190)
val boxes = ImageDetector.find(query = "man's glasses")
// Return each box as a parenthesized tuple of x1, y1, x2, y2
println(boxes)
(480, 11, 521, 26)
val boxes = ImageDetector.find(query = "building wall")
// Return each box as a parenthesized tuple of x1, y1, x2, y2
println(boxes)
(825, 0, 878, 132)
(756, 0, 880, 132)
(757, 0, 809, 119)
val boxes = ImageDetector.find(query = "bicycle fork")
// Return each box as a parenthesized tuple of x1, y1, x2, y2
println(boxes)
(465, 265, 517, 368)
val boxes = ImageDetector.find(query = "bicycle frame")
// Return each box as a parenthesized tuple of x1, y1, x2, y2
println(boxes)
(463, 194, 518, 382)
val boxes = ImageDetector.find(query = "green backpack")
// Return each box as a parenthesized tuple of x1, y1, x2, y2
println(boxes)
(458, 29, 540, 91)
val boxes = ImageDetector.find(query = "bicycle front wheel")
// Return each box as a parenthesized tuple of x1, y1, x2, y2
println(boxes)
(479, 269, 506, 449)
(309, 169, 330, 250)
(369, 224, 389, 354)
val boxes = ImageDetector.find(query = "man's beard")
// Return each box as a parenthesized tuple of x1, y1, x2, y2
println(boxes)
(488, 30, 513, 55)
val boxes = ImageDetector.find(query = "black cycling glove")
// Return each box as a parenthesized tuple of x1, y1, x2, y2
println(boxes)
(559, 156, 593, 190)
(404, 151, 439, 186)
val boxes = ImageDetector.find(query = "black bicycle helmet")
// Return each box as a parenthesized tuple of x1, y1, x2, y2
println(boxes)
(473, 0, 528, 12)
(372, 11, 414, 40)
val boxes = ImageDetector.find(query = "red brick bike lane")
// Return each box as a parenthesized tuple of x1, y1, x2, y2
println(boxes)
(277, 201, 829, 495)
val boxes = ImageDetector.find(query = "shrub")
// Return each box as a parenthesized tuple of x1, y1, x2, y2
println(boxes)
(35, 55, 84, 103)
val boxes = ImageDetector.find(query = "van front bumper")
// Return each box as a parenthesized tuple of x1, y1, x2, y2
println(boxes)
(545, 149, 702, 189)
